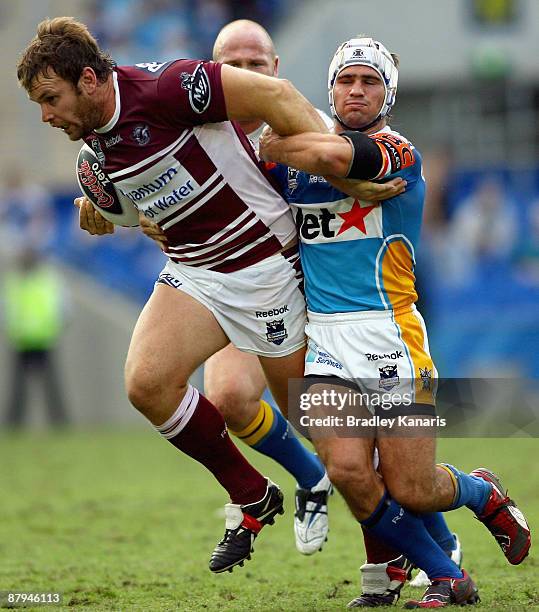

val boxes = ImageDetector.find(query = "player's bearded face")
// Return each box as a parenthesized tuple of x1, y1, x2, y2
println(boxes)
(334, 66, 385, 130)
(71, 86, 102, 139)
(30, 71, 102, 141)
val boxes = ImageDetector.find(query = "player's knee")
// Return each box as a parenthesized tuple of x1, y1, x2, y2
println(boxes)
(206, 383, 243, 416)
(124, 358, 187, 419)
(125, 366, 160, 415)
(325, 454, 373, 495)
(205, 382, 256, 431)
(388, 475, 436, 512)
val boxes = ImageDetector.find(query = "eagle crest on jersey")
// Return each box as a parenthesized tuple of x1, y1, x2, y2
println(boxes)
(180, 64, 211, 113)
(132, 124, 151, 146)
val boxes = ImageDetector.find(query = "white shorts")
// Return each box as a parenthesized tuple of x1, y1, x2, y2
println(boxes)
(304, 305, 437, 407)
(157, 253, 306, 357)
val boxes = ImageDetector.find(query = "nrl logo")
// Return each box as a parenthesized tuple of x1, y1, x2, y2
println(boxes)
(180, 64, 211, 114)
(265, 319, 288, 346)
(379, 364, 399, 391)
(287, 167, 299, 192)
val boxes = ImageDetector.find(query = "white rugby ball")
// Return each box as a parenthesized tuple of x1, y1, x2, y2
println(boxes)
(76, 143, 139, 227)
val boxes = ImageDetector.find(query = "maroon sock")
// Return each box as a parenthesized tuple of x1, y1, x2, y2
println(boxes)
(168, 392, 267, 505)
(362, 524, 402, 564)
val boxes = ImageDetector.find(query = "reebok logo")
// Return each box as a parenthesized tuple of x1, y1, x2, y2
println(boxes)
(105, 134, 123, 148)
(365, 350, 403, 361)
(255, 305, 289, 318)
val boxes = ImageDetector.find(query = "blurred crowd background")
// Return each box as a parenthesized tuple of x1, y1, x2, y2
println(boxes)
(0, 0, 538, 426)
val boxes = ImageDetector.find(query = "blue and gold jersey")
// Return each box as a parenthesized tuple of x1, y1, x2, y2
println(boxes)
(272, 126, 425, 314)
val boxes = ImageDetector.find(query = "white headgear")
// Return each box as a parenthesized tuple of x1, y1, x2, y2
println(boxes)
(328, 37, 398, 128)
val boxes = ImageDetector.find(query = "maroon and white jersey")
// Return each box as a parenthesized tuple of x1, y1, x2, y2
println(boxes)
(84, 60, 296, 273)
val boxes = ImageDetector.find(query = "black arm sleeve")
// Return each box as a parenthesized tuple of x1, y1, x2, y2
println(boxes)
(340, 130, 383, 180)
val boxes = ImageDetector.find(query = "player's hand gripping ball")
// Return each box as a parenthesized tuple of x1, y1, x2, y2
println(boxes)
(76, 143, 139, 227)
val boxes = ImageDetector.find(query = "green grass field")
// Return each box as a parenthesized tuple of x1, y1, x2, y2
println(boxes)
(0, 430, 537, 611)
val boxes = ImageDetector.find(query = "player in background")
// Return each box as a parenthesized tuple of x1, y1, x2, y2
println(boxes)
(206, 20, 332, 556)
(260, 37, 531, 607)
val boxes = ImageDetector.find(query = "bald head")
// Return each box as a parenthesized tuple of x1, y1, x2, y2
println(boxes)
(213, 19, 278, 77)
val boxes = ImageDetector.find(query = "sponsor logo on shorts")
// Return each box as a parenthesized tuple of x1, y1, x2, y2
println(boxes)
(305, 342, 343, 370)
(305, 347, 317, 363)
(419, 366, 432, 391)
(265, 319, 288, 345)
(255, 305, 289, 318)
(365, 350, 403, 361)
(379, 364, 399, 391)
(315, 351, 343, 370)
(180, 64, 211, 114)
(157, 272, 182, 289)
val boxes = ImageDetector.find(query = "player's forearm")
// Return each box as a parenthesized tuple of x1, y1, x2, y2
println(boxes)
(260, 130, 406, 202)
(261, 132, 352, 175)
(325, 177, 407, 202)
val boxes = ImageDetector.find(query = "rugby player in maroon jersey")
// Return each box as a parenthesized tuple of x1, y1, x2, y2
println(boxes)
(17, 17, 404, 577)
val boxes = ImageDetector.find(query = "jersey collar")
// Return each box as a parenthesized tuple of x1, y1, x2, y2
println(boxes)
(95, 71, 120, 134)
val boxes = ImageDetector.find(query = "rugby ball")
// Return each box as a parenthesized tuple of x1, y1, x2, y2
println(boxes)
(75, 143, 139, 227)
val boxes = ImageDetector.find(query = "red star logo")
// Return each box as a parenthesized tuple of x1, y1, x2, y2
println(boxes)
(336, 200, 376, 236)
